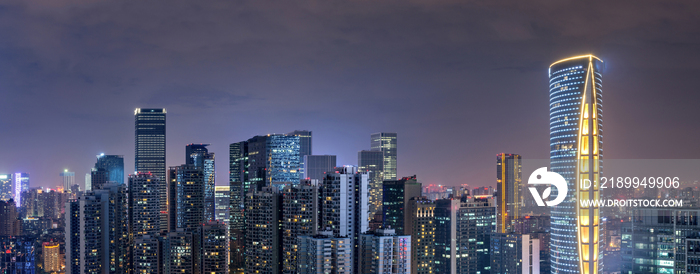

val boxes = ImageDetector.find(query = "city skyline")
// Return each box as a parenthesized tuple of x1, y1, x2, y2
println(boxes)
(2, 1, 700, 189)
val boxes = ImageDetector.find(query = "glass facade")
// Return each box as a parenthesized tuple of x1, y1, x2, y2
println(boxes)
(91, 154, 124, 190)
(496, 153, 521, 233)
(549, 55, 604, 274)
(135, 108, 167, 232)
(359, 150, 384, 220)
(371, 132, 397, 180)
(0, 174, 12, 202)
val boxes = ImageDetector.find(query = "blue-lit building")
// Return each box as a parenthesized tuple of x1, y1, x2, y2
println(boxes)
(549, 55, 604, 274)
(230, 133, 302, 193)
(91, 154, 124, 190)
(12, 173, 29, 207)
(0, 236, 36, 273)
(186, 144, 216, 221)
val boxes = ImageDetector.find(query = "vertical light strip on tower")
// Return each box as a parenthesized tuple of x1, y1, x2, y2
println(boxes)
(549, 55, 603, 274)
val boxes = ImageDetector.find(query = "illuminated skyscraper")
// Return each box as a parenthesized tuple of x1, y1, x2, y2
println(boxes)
(186, 144, 216, 221)
(371, 132, 397, 180)
(358, 150, 384, 220)
(61, 170, 75, 193)
(0, 174, 12, 201)
(43, 242, 60, 273)
(496, 153, 521, 233)
(128, 173, 161, 238)
(135, 108, 167, 231)
(549, 55, 604, 274)
(13, 173, 29, 207)
(382, 175, 421, 236)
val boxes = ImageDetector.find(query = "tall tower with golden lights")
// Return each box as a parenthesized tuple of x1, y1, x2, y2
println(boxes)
(549, 55, 604, 274)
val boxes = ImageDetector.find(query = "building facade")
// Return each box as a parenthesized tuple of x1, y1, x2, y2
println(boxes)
(61, 170, 75, 194)
(496, 153, 521, 233)
(298, 232, 352, 274)
(359, 229, 411, 274)
(370, 132, 397, 181)
(549, 55, 604, 274)
(303, 155, 336, 181)
(135, 108, 167, 232)
(201, 221, 228, 274)
(128, 172, 161, 239)
(382, 175, 421, 236)
(245, 188, 283, 274)
(358, 150, 384, 219)
(91, 154, 124, 190)
(282, 180, 320, 274)
(490, 233, 541, 274)
(406, 197, 435, 274)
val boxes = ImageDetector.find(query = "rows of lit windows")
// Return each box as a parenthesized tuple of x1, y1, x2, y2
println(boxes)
(549, 75, 584, 87)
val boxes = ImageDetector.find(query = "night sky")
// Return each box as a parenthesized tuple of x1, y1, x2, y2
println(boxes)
(2, 0, 700, 189)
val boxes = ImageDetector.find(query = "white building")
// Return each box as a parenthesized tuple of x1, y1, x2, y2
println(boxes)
(359, 228, 411, 274)
(298, 231, 352, 274)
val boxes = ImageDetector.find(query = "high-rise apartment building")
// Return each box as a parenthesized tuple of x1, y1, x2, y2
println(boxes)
(201, 221, 229, 274)
(371, 132, 397, 180)
(164, 229, 194, 274)
(282, 180, 320, 274)
(358, 228, 411, 274)
(358, 150, 384, 221)
(549, 55, 604, 274)
(186, 144, 216, 221)
(133, 235, 160, 274)
(303, 155, 336, 181)
(128, 173, 161, 238)
(135, 108, 167, 232)
(215, 186, 230, 226)
(322, 166, 369, 271)
(245, 188, 283, 274)
(406, 197, 435, 274)
(0, 174, 12, 201)
(298, 231, 352, 274)
(496, 153, 522, 233)
(383, 175, 422, 236)
(91, 154, 124, 190)
(434, 197, 496, 274)
(490, 233, 541, 274)
(171, 164, 205, 231)
(65, 184, 129, 274)
(42, 242, 60, 273)
(61, 170, 75, 193)
(0, 199, 20, 236)
(13, 173, 29, 207)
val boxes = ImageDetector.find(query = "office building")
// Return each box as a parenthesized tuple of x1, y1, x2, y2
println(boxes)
(0, 199, 20, 236)
(128, 173, 161, 238)
(61, 170, 75, 194)
(133, 235, 160, 274)
(406, 197, 435, 274)
(20, 188, 41, 217)
(165, 229, 194, 274)
(549, 55, 604, 274)
(282, 180, 320, 274)
(473, 186, 495, 196)
(135, 108, 167, 232)
(497, 153, 522, 233)
(91, 154, 124, 189)
(186, 144, 216, 221)
(0, 236, 36, 273)
(43, 242, 60, 272)
(0, 174, 11, 201)
(322, 166, 369, 271)
(434, 197, 496, 274)
(13, 173, 29, 207)
(288, 130, 312, 176)
(298, 231, 352, 274)
(245, 188, 283, 274)
(65, 184, 129, 274)
(303, 155, 336, 181)
(215, 186, 230, 225)
(371, 132, 397, 180)
(359, 228, 411, 274)
(230, 133, 303, 192)
(490, 233, 541, 274)
(358, 150, 384, 218)
(383, 175, 421, 235)
(688, 239, 700, 274)
(621, 208, 700, 274)
(201, 221, 229, 274)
